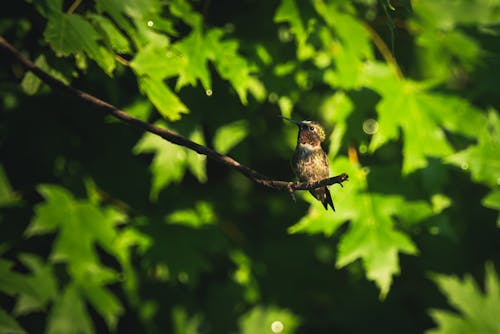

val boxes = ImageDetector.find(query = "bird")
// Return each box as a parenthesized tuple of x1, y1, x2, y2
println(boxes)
(281, 116, 335, 211)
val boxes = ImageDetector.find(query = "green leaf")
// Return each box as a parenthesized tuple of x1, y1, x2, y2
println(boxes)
(0, 308, 26, 334)
(427, 263, 500, 334)
(0, 164, 19, 207)
(134, 131, 187, 200)
(14, 254, 58, 315)
(47, 285, 94, 334)
(173, 27, 212, 91)
(44, 13, 115, 74)
(335, 193, 418, 298)
(24, 184, 146, 330)
(482, 189, 500, 227)
(446, 110, 500, 187)
(89, 14, 131, 54)
(370, 81, 455, 174)
(27, 186, 124, 266)
(0, 259, 36, 301)
(213, 120, 249, 154)
(239, 306, 300, 334)
(206, 29, 265, 104)
(138, 76, 188, 121)
(134, 126, 207, 199)
(80, 284, 123, 330)
(289, 158, 424, 298)
(166, 201, 215, 228)
(171, 307, 202, 334)
(20, 55, 69, 95)
(274, 0, 314, 60)
(131, 44, 182, 80)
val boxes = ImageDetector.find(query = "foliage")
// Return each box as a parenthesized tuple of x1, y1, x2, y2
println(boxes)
(1, 0, 500, 333)
(427, 263, 500, 334)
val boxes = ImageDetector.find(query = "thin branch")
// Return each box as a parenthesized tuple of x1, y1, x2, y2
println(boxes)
(0, 36, 348, 192)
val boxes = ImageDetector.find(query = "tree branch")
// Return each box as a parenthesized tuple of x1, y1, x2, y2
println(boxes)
(0, 36, 348, 192)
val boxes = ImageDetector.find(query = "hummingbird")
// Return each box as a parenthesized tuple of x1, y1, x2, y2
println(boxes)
(282, 116, 335, 211)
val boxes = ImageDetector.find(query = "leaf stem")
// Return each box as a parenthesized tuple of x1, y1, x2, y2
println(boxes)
(67, 0, 83, 14)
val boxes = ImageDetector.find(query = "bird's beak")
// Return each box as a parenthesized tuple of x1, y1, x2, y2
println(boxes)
(279, 115, 300, 126)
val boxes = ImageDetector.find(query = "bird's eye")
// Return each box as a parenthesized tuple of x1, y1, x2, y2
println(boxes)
(309, 126, 315, 131)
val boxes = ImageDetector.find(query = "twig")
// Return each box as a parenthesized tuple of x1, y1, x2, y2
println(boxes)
(0, 36, 348, 192)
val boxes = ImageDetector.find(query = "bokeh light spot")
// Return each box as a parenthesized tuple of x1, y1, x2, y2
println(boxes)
(271, 320, 284, 333)
(362, 118, 379, 135)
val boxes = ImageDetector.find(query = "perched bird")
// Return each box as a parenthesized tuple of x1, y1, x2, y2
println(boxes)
(282, 116, 335, 211)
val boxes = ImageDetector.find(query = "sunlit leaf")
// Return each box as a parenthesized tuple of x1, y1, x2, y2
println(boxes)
(166, 201, 215, 228)
(134, 131, 187, 200)
(44, 12, 115, 74)
(446, 110, 500, 187)
(427, 263, 500, 334)
(213, 120, 249, 154)
(289, 158, 426, 298)
(173, 27, 212, 91)
(138, 76, 188, 121)
(89, 14, 131, 53)
(23, 184, 146, 330)
(370, 81, 455, 174)
(134, 126, 207, 199)
(131, 44, 182, 80)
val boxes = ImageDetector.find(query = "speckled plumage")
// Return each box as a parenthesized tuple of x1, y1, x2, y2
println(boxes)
(290, 120, 335, 211)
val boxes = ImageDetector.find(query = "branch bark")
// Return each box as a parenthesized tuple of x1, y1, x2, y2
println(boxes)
(0, 36, 348, 192)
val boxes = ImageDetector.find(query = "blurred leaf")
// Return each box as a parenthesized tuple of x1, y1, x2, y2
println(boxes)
(207, 29, 266, 104)
(23, 184, 146, 330)
(0, 259, 36, 301)
(213, 120, 249, 154)
(172, 307, 202, 334)
(446, 110, 500, 187)
(131, 44, 182, 80)
(138, 76, 188, 121)
(0, 164, 19, 207)
(482, 189, 500, 227)
(166, 201, 215, 228)
(0, 308, 26, 334)
(20, 55, 69, 95)
(27, 185, 125, 266)
(134, 126, 207, 199)
(427, 263, 500, 334)
(134, 131, 186, 200)
(47, 285, 94, 334)
(80, 284, 123, 330)
(274, 0, 314, 60)
(239, 306, 300, 334)
(173, 27, 212, 91)
(14, 254, 58, 315)
(230, 251, 260, 303)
